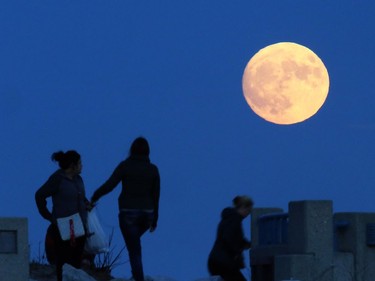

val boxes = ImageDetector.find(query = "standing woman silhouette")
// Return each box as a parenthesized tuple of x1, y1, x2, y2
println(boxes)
(91, 137, 160, 281)
(35, 150, 89, 281)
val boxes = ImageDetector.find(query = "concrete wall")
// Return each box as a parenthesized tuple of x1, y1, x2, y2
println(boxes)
(274, 254, 313, 281)
(250, 208, 284, 281)
(334, 212, 375, 281)
(333, 252, 354, 281)
(251, 208, 284, 248)
(251, 201, 375, 281)
(251, 201, 334, 281)
(0, 217, 29, 281)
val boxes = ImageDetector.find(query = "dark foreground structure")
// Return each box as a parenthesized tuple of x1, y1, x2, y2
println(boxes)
(0, 217, 29, 281)
(250, 200, 375, 281)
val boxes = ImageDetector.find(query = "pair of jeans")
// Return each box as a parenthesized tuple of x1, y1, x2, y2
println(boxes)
(119, 210, 154, 281)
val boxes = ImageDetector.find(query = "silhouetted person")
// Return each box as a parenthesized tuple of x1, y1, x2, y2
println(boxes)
(91, 137, 160, 281)
(35, 150, 89, 281)
(208, 195, 254, 281)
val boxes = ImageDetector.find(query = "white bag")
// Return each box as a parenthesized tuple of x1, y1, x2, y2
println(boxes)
(57, 213, 85, 241)
(85, 208, 109, 254)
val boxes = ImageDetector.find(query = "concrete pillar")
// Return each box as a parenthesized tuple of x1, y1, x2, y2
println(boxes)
(288, 201, 334, 281)
(0, 217, 29, 281)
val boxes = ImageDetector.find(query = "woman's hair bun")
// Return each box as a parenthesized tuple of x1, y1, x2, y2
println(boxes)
(51, 151, 65, 162)
(51, 150, 80, 170)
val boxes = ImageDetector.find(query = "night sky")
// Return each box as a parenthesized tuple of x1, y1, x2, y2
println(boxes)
(1, 2, 375, 280)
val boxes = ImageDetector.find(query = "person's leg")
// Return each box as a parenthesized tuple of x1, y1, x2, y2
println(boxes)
(119, 211, 145, 281)
(208, 258, 246, 281)
(139, 211, 154, 237)
(69, 236, 86, 268)
(208, 258, 221, 276)
(45, 224, 57, 265)
(51, 225, 66, 281)
(220, 269, 247, 281)
(52, 227, 85, 280)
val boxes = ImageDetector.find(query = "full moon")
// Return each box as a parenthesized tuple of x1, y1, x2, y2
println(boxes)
(242, 42, 329, 125)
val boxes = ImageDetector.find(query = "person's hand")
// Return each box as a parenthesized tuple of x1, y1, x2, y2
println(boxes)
(49, 217, 58, 226)
(86, 200, 96, 211)
(86, 203, 93, 211)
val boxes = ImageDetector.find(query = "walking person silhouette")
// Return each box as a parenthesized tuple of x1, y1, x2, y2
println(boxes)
(91, 137, 160, 281)
(208, 195, 254, 281)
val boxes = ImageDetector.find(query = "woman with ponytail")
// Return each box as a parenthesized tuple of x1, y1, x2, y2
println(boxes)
(35, 150, 89, 281)
(208, 195, 254, 281)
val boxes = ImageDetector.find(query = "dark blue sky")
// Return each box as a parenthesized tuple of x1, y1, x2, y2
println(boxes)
(1, 1, 375, 280)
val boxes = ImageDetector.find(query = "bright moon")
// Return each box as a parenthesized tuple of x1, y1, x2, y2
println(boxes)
(242, 42, 329, 125)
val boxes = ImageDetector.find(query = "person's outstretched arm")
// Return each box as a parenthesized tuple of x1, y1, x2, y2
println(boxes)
(91, 162, 124, 203)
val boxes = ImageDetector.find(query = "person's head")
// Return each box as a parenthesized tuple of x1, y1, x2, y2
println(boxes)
(51, 150, 82, 175)
(233, 195, 254, 218)
(129, 137, 150, 157)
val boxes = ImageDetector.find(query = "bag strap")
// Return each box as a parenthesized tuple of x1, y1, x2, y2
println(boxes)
(69, 218, 76, 245)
